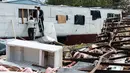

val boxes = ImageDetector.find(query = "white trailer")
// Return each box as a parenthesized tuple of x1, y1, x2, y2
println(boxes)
(0, 2, 122, 44)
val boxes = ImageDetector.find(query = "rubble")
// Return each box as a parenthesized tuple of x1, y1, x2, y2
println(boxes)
(0, 61, 36, 73)
(62, 15, 130, 73)
(2, 15, 130, 73)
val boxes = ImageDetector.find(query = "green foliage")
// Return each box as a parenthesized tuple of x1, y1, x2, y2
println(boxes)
(46, 0, 114, 7)
(46, 0, 129, 9)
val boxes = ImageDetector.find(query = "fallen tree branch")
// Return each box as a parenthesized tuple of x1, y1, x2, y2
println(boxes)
(89, 50, 115, 73)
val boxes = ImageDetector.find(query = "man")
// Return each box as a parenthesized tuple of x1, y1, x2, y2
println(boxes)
(28, 15, 36, 40)
(33, 6, 44, 36)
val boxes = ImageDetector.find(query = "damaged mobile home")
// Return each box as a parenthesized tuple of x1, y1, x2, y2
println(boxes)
(0, 2, 122, 44)
(1, 10, 130, 73)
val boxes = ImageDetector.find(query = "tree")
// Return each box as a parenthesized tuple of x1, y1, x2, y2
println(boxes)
(118, 0, 129, 9)
(46, 0, 126, 8)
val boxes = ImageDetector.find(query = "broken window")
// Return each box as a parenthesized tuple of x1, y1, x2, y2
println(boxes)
(107, 13, 120, 18)
(18, 9, 36, 24)
(56, 15, 68, 24)
(115, 14, 120, 18)
(107, 13, 114, 18)
(19, 9, 37, 18)
(18, 9, 28, 24)
(29, 9, 34, 15)
(29, 9, 37, 19)
(74, 15, 85, 25)
(19, 9, 28, 18)
(91, 10, 101, 20)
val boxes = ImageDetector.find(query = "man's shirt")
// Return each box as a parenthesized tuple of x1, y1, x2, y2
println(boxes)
(37, 10, 40, 18)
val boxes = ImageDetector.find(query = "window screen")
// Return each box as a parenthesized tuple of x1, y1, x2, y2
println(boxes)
(74, 15, 85, 25)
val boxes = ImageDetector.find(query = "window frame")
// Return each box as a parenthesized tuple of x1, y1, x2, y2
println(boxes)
(18, 8, 36, 24)
(74, 15, 85, 25)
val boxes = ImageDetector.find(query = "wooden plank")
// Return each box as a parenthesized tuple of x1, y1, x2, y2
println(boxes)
(79, 51, 103, 56)
(22, 9, 24, 24)
(64, 58, 98, 63)
(79, 69, 130, 73)
(101, 62, 130, 66)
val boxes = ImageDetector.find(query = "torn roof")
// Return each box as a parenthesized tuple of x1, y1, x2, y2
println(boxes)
(6, 0, 44, 5)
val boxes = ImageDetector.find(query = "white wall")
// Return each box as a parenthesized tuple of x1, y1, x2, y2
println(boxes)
(49, 6, 122, 36)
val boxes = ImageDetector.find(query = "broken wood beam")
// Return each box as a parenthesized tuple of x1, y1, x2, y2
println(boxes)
(116, 51, 129, 54)
(95, 39, 109, 43)
(116, 30, 130, 33)
(32, 64, 46, 68)
(116, 47, 130, 51)
(100, 30, 130, 35)
(97, 35, 130, 38)
(110, 55, 129, 60)
(115, 35, 130, 38)
(97, 35, 108, 38)
(122, 20, 130, 23)
(78, 51, 128, 58)
(79, 51, 103, 56)
(91, 45, 110, 49)
(63, 58, 98, 63)
(64, 54, 129, 63)
(121, 42, 130, 45)
(21, 9, 24, 24)
(89, 51, 115, 73)
(102, 26, 130, 30)
(112, 43, 130, 47)
(101, 62, 130, 66)
(112, 39, 130, 44)
(79, 69, 130, 73)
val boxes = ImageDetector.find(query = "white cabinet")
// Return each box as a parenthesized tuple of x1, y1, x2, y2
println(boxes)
(6, 39, 63, 68)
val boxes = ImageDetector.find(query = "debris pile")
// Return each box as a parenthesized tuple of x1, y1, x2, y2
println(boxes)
(62, 16, 130, 73)
(0, 64, 36, 73)
(2, 16, 130, 73)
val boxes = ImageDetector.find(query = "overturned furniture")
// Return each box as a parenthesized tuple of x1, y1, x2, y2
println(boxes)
(6, 39, 63, 68)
